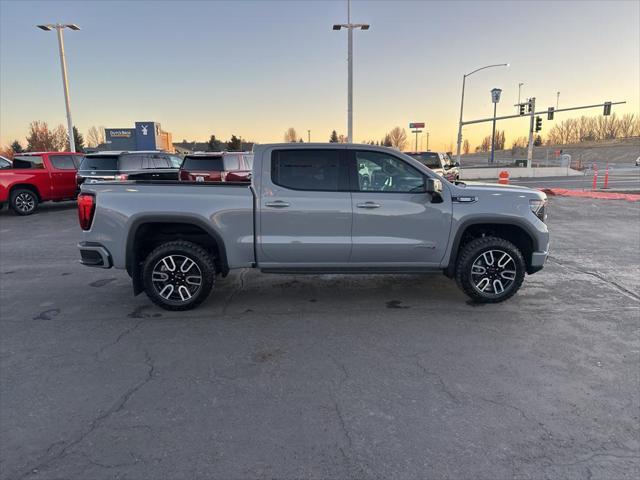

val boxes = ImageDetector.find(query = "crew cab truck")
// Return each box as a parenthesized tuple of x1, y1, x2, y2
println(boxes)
(0, 152, 84, 215)
(77, 144, 549, 311)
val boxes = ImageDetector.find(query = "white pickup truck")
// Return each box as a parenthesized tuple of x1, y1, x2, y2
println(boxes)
(78, 143, 549, 310)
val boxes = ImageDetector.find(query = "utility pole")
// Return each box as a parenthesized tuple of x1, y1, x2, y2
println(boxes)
(426, 132, 430, 151)
(556, 91, 560, 110)
(307, 130, 311, 142)
(37, 23, 81, 152)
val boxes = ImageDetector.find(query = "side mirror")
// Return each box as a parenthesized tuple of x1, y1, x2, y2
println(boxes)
(426, 178, 442, 195)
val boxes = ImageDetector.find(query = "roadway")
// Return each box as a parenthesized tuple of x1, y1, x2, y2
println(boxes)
(508, 166, 640, 190)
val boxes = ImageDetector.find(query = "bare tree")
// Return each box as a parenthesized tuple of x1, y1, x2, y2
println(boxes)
(52, 124, 69, 151)
(618, 114, 635, 138)
(463, 139, 470, 155)
(388, 127, 407, 150)
(284, 127, 298, 143)
(26, 121, 56, 151)
(86, 126, 104, 148)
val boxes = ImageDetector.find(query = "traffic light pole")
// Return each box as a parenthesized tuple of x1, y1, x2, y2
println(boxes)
(526, 97, 536, 168)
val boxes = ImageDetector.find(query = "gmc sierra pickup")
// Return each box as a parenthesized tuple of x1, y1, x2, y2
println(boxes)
(77, 143, 549, 310)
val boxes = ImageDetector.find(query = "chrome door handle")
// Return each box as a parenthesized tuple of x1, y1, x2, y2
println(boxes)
(265, 201, 290, 208)
(356, 202, 381, 209)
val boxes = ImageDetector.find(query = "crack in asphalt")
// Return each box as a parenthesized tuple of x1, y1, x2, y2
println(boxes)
(548, 256, 640, 302)
(94, 319, 147, 359)
(415, 359, 461, 404)
(221, 269, 247, 314)
(17, 351, 155, 479)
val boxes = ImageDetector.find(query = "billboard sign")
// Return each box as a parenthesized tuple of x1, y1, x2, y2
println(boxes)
(409, 122, 425, 129)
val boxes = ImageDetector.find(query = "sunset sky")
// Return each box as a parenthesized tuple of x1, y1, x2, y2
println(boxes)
(1, 0, 638, 151)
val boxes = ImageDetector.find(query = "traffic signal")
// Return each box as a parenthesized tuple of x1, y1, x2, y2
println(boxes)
(603, 101, 612, 116)
(519, 104, 525, 115)
(547, 107, 554, 120)
(535, 116, 543, 132)
(527, 99, 534, 113)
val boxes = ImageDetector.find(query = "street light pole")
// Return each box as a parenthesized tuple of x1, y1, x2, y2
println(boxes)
(556, 91, 560, 109)
(455, 63, 509, 165)
(518, 82, 524, 105)
(307, 130, 311, 143)
(333, 0, 369, 143)
(37, 23, 80, 152)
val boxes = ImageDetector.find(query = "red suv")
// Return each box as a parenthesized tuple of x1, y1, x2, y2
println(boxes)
(179, 152, 253, 183)
(0, 152, 84, 215)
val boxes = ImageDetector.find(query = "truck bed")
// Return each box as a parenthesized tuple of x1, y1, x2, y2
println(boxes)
(81, 182, 255, 270)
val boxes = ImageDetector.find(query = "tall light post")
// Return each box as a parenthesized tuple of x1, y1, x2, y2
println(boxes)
(37, 23, 80, 152)
(455, 62, 509, 165)
(556, 91, 560, 109)
(518, 82, 524, 105)
(307, 130, 311, 143)
(490, 88, 502, 164)
(333, 0, 369, 143)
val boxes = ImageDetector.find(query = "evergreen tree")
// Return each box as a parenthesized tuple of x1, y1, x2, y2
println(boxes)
(72, 126, 85, 152)
(329, 130, 339, 143)
(10, 140, 23, 154)
(207, 135, 222, 151)
(227, 135, 242, 151)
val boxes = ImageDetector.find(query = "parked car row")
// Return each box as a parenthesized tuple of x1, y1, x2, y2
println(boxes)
(1, 148, 454, 215)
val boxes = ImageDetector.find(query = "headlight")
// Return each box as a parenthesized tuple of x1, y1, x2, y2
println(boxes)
(529, 198, 547, 222)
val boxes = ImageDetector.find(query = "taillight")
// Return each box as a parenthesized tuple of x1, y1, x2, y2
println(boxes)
(115, 173, 128, 181)
(77, 193, 95, 231)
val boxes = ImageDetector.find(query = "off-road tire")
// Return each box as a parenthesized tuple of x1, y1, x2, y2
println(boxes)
(142, 240, 216, 311)
(10, 189, 39, 215)
(455, 236, 525, 303)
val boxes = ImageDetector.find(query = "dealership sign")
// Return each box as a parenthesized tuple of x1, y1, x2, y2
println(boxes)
(409, 122, 425, 129)
(108, 129, 133, 138)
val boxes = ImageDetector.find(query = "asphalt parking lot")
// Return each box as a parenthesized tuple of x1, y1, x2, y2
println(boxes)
(1, 197, 639, 480)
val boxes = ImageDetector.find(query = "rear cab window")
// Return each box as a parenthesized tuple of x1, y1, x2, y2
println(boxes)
(407, 152, 441, 169)
(12, 155, 45, 169)
(271, 149, 348, 191)
(50, 155, 78, 170)
(181, 156, 224, 172)
(79, 155, 118, 173)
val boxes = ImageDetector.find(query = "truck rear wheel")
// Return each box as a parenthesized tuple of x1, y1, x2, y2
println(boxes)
(455, 236, 525, 303)
(10, 189, 39, 215)
(142, 241, 215, 311)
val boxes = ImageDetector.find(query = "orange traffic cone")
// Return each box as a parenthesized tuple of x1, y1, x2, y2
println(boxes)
(498, 170, 510, 185)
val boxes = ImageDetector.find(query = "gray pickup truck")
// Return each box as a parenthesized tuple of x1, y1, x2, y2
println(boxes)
(78, 143, 549, 310)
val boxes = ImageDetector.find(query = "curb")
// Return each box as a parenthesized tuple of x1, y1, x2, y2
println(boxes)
(540, 188, 640, 202)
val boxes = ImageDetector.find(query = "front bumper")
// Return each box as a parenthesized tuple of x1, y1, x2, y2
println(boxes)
(78, 242, 112, 268)
(528, 250, 548, 274)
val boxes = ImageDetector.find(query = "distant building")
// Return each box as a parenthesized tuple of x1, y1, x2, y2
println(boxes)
(97, 122, 174, 152)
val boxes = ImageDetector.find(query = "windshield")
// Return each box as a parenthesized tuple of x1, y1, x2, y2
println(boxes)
(182, 156, 224, 171)
(408, 152, 441, 169)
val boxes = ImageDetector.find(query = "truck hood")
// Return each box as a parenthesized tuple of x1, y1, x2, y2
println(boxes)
(453, 181, 546, 199)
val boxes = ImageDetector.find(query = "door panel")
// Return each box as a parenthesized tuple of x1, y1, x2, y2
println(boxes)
(258, 148, 352, 265)
(350, 150, 451, 266)
(48, 155, 78, 198)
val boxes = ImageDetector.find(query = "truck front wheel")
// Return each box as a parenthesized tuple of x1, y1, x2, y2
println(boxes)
(455, 236, 525, 303)
(10, 189, 39, 215)
(142, 241, 216, 311)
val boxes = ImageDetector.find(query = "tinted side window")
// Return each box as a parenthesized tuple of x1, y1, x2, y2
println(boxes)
(119, 154, 144, 171)
(12, 156, 44, 169)
(50, 155, 77, 170)
(271, 149, 345, 191)
(355, 151, 425, 193)
(150, 155, 171, 168)
(0, 158, 12, 169)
